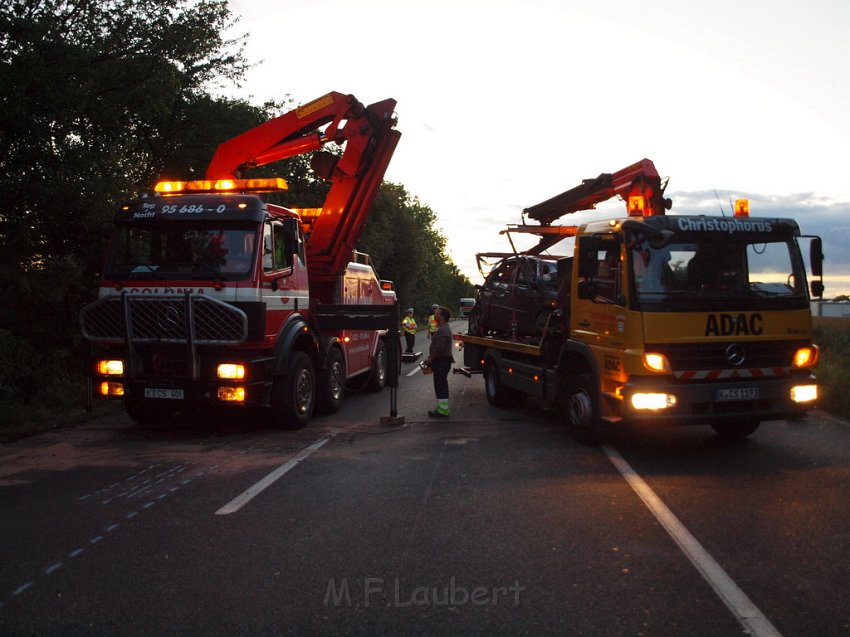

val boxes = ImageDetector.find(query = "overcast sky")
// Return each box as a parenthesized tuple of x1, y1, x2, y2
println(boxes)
(224, 0, 850, 296)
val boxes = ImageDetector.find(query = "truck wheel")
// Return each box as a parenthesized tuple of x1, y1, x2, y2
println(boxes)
(710, 420, 760, 439)
(365, 339, 387, 392)
(484, 359, 525, 407)
(124, 397, 176, 427)
(564, 373, 605, 446)
(316, 347, 345, 414)
(271, 351, 315, 429)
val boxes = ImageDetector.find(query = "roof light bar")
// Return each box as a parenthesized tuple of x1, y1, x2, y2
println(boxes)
(154, 177, 289, 194)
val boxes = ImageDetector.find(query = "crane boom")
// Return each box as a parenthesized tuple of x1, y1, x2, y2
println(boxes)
(205, 91, 401, 282)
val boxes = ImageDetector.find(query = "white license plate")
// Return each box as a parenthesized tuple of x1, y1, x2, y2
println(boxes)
(714, 387, 759, 401)
(144, 387, 184, 400)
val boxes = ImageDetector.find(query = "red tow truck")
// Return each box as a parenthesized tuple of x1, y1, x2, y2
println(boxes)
(81, 92, 401, 428)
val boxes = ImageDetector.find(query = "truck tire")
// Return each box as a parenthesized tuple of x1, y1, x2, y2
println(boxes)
(710, 420, 760, 439)
(484, 359, 525, 407)
(124, 397, 176, 427)
(564, 373, 605, 446)
(365, 339, 387, 393)
(271, 351, 315, 429)
(316, 347, 345, 414)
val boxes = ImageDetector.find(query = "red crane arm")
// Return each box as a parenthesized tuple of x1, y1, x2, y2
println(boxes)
(204, 92, 401, 283)
(523, 158, 667, 225)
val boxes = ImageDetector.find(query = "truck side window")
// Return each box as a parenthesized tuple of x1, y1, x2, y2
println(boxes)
(594, 244, 622, 303)
(263, 223, 290, 273)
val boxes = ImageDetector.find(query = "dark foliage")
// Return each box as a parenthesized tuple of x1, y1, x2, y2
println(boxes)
(0, 0, 472, 425)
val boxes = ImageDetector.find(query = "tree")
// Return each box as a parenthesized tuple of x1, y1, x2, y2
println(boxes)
(0, 0, 262, 413)
(0, 0, 473, 423)
(359, 183, 475, 315)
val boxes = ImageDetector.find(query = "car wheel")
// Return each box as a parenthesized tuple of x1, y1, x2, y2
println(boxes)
(467, 307, 483, 336)
(316, 347, 345, 414)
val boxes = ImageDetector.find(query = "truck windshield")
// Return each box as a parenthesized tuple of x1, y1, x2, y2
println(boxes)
(106, 223, 258, 280)
(630, 235, 809, 311)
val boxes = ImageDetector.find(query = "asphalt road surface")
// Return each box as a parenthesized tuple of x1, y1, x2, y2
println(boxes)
(1, 321, 849, 636)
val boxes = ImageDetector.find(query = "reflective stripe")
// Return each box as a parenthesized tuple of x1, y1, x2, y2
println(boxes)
(673, 367, 790, 380)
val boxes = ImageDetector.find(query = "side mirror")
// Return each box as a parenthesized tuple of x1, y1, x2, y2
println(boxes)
(810, 237, 823, 277)
(282, 217, 300, 259)
(810, 280, 824, 299)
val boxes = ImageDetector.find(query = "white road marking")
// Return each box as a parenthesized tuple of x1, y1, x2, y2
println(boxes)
(12, 582, 33, 596)
(603, 445, 782, 637)
(215, 434, 334, 515)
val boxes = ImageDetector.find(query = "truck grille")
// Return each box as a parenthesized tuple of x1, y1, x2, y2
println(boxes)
(652, 340, 807, 371)
(81, 293, 248, 345)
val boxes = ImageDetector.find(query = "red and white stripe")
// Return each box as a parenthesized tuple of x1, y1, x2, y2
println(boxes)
(674, 367, 789, 381)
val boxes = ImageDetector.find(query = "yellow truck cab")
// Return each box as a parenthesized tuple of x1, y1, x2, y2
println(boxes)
(460, 160, 823, 444)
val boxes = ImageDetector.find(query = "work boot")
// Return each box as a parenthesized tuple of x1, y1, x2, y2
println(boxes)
(428, 410, 448, 418)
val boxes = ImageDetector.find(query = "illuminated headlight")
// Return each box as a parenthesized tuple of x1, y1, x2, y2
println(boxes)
(631, 392, 677, 410)
(99, 381, 124, 397)
(217, 364, 246, 380)
(217, 386, 246, 402)
(97, 359, 124, 375)
(792, 346, 819, 368)
(642, 353, 671, 373)
(790, 385, 817, 403)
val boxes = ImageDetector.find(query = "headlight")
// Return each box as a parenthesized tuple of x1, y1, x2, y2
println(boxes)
(792, 346, 819, 368)
(642, 353, 671, 373)
(97, 360, 124, 375)
(217, 364, 246, 380)
(790, 385, 817, 403)
(631, 393, 677, 410)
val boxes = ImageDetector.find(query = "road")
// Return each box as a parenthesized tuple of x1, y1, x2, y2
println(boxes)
(1, 321, 849, 636)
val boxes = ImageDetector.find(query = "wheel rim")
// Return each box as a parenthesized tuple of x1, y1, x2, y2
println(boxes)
(330, 361, 344, 401)
(294, 369, 313, 414)
(568, 389, 593, 428)
(376, 348, 387, 383)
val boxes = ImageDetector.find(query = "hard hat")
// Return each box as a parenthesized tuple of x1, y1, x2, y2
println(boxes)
(432, 303, 439, 309)
(406, 307, 414, 313)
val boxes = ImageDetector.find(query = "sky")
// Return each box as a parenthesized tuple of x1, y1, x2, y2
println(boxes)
(224, 0, 850, 296)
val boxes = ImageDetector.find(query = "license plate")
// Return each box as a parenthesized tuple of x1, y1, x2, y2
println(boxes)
(714, 387, 759, 401)
(144, 387, 184, 400)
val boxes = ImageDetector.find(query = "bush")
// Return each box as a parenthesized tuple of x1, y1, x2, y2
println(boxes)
(0, 330, 84, 429)
(813, 318, 850, 420)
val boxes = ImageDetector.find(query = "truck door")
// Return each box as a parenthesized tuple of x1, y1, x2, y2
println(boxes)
(260, 219, 308, 337)
(574, 234, 627, 362)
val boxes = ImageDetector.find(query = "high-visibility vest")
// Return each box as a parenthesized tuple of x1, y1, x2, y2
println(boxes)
(428, 314, 437, 333)
(402, 316, 417, 335)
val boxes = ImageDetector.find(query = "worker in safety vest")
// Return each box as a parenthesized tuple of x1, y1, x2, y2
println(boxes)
(401, 307, 417, 353)
(427, 304, 439, 340)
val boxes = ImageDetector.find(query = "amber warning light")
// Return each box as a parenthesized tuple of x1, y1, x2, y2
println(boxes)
(154, 177, 289, 194)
